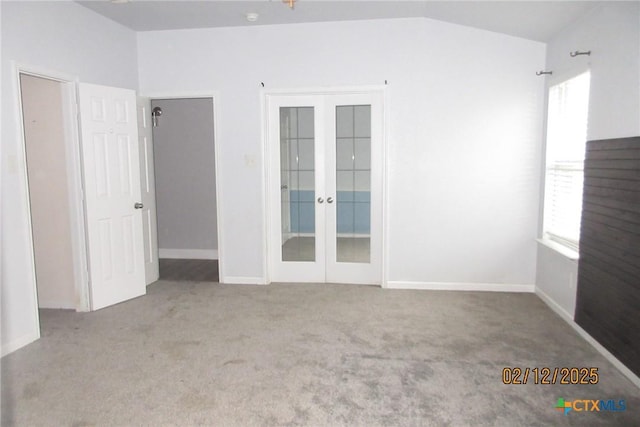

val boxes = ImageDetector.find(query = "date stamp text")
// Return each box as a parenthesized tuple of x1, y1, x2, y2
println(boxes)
(502, 367, 599, 385)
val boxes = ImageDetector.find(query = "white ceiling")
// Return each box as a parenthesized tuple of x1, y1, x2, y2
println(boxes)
(76, 0, 608, 42)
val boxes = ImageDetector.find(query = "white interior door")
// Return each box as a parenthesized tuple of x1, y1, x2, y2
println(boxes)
(137, 97, 160, 284)
(268, 91, 384, 284)
(325, 93, 383, 284)
(268, 95, 326, 282)
(79, 83, 146, 310)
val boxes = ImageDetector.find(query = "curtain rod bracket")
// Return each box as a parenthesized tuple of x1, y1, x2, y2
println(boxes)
(536, 70, 553, 76)
(570, 50, 591, 57)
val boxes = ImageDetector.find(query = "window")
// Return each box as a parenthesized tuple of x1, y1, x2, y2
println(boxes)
(543, 71, 591, 251)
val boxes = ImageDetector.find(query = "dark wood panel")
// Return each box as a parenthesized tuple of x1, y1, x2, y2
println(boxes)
(581, 221, 640, 259)
(583, 167, 640, 181)
(587, 138, 640, 151)
(574, 285, 640, 362)
(579, 263, 640, 306)
(582, 197, 640, 216)
(582, 200, 640, 226)
(583, 185, 640, 204)
(581, 220, 640, 246)
(576, 278, 640, 369)
(586, 159, 640, 170)
(575, 307, 640, 374)
(583, 176, 640, 192)
(578, 257, 640, 302)
(581, 210, 640, 235)
(580, 242, 640, 285)
(586, 148, 640, 160)
(576, 136, 640, 378)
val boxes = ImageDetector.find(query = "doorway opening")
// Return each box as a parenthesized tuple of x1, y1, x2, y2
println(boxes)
(266, 89, 385, 285)
(18, 72, 88, 318)
(150, 98, 219, 282)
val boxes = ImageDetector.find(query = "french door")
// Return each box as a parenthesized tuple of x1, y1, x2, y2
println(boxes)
(267, 91, 384, 284)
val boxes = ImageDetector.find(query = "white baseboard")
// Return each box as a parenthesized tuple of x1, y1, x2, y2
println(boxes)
(221, 276, 268, 285)
(534, 286, 574, 323)
(385, 281, 535, 293)
(159, 249, 218, 260)
(535, 286, 640, 390)
(1, 331, 40, 358)
(38, 300, 75, 310)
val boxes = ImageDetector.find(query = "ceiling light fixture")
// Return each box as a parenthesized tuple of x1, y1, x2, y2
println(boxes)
(246, 12, 259, 22)
(283, 0, 296, 9)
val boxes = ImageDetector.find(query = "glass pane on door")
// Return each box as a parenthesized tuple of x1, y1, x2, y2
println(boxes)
(280, 107, 315, 262)
(335, 105, 371, 263)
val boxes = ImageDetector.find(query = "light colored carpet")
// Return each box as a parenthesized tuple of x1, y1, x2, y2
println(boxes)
(2, 281, 639, 426)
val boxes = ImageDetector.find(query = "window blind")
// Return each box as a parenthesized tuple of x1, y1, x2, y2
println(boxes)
(543, 72, 590, 251)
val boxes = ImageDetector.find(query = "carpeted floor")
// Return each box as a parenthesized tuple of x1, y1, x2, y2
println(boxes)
(1, 281, 639, 426)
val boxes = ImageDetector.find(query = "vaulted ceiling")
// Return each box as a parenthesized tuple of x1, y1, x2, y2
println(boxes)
(77, 0, 609, 42)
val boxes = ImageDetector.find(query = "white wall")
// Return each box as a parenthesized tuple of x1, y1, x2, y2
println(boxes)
(137, 18, 546, 285)
(536, 2, 640, 316)
(1, 1, 138, 355)
(21, 74, 76, 309)
(151, 98, 218, 259)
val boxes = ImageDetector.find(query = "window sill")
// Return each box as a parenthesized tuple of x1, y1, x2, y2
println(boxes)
(536, 238, 579, 261)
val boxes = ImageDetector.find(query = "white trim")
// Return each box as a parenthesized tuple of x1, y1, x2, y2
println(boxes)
(211, 94, 226, 282)
(15, 65, 91, 313)
(159, 249, 218, 260)
(385, 281, 535, 293)
(12, 62, 77, 84)
(1, 332, 40, 358)
(261, 85, 387, 97)
(259, 89, 269, 286)
(260, 88, 271, 285)
(61, 79, 91, 312)
(536, 238, 579, 261)
(12, 63, 42, 347)
(536, 287, 640, 390)
(262, 86, 387, 285)
(221, 276, 268, 285)
(381, 85, 390, 289)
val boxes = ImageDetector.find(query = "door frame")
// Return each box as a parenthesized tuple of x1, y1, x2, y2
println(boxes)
(262, 85, 388, 285)
(13, 62, 91, 319)
(141, 91, 225, 282)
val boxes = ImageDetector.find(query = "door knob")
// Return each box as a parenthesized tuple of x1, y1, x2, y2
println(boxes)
(327, 197, 334, 204)
(317, 197, 324, 204)
(134, 202, 144, 209)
